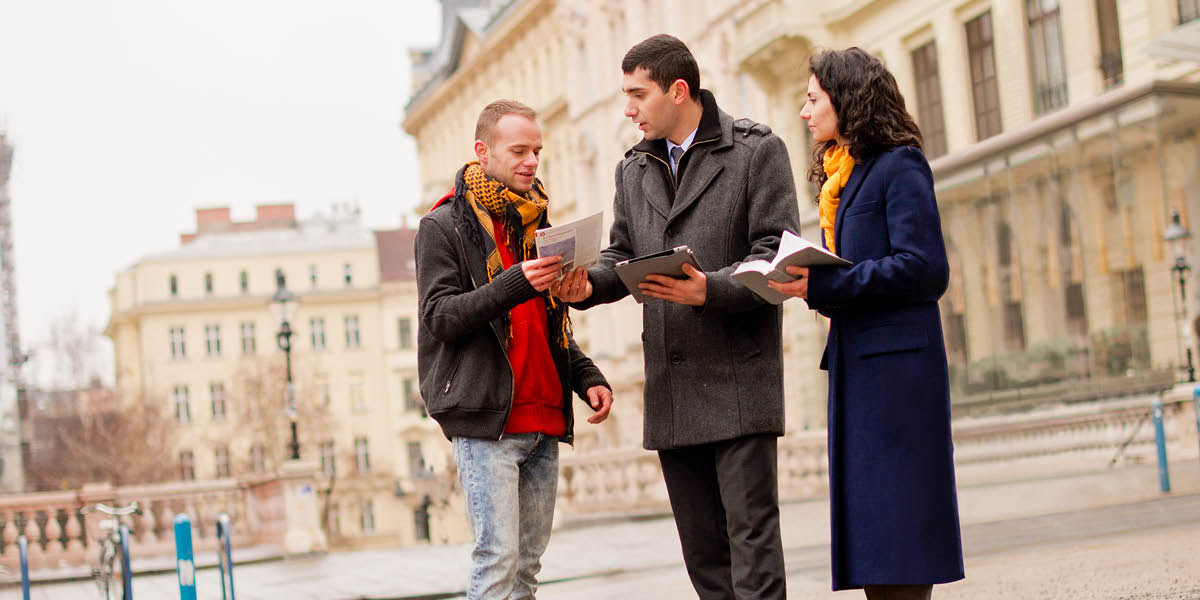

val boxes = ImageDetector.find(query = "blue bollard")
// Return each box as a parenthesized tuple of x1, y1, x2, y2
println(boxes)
(119, 522, 133, 599)
(1152, 396, 1171, 493)
(174, 514, 197, 600)
(216, 513, 235, 600)
(18, 534, 29, 600)
(1193, 384, 1200, 462)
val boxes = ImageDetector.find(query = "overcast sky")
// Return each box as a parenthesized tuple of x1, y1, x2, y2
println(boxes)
(0, 0, 442, 387)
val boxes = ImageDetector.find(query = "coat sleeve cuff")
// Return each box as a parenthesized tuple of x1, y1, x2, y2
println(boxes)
(701, 272, 757, 314)
(496, 263, 539, 303)
(575, 370, 611, 398)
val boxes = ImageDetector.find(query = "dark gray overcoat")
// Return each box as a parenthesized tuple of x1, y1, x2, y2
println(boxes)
(578, 90, 800, 450)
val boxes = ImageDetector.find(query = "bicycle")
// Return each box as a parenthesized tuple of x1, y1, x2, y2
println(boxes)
(81, 501, 140, 600)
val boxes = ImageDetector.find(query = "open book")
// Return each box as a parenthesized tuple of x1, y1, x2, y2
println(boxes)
(732, 230, 851, 304)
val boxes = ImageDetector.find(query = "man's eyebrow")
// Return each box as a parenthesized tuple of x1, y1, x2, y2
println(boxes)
(622, 84, 647, 94)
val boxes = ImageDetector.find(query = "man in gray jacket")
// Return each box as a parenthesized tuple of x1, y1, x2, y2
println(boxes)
(416, 99, 613, 600)
(556, 35, 799, 599)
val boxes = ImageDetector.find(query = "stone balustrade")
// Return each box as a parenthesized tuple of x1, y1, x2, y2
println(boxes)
(557, 388, 1200, 517)
(0, 474, 292, 575)
(4, 390, 1197, 572)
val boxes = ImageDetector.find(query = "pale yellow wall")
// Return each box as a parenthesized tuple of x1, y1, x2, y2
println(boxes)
(104, 226, 450, 546)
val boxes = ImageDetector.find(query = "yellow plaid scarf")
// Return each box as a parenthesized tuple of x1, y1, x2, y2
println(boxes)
(463, 161, 548, 280)
(461, 161, 569, 348)
(819, 145, 856, 255)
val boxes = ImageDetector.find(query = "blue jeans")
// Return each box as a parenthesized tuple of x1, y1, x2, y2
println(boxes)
(453, 433, 559, 600)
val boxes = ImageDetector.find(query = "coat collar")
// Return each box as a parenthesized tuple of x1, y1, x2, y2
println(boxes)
(833, 153, 879, 253)
(630, 89, 727, 162)
(629, 90, 734, 222)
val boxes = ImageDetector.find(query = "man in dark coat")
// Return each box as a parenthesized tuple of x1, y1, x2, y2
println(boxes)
(555, 34, 799, 600)
(415, 99, 614, 600)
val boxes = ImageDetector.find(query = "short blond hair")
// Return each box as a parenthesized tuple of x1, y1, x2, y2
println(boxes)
(475, 100, 538, 146)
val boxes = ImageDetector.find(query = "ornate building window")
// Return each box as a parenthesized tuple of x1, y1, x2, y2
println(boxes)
(354, 437, 370, 473)
(1180, 0, 1199, 24)
(408, 441, 429, 478)
(250, 444, 266, 473)
(204, 324, 222, 357)
(997, 221, 1026, 352)
(1027, 0, 1069, 114)
(310, 318, 326, 350)
(398, 317, 413, 350)
(1095, 0, 1123, 88)
(240, 321, 256, 355)
(210, 382, 227, 421)
(1113, 268, 1148, 326)
(964, 12, 1003, 139)
(179, 450, 195, 481)
(344, 315, 361, 348)
(360, 498, 376, 534)
(966, 11, 1003, 140)
(911, 40, 948, 158)
(404, 377, 424, 416)
(169, 326, 186, 359)
(214, 446, 230, 478)
(320, 441, 336, 476)
(1058, 201, 1088, 338)
(173, 385, 191, 424)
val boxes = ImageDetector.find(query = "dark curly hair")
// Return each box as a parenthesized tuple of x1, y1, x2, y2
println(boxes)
(806, 48, 923, 192)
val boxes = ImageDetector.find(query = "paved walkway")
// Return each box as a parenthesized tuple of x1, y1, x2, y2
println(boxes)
(6, 461, 1200, 599)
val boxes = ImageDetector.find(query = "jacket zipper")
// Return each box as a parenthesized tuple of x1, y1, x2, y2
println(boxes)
(634, 136, 719, 196)
(454, 226, 515, 440)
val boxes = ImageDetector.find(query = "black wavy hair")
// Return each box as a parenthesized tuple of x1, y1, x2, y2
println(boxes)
(806, 47, 923, 192)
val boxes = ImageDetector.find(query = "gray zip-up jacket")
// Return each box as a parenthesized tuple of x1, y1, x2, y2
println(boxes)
(415, 166, 610, 442)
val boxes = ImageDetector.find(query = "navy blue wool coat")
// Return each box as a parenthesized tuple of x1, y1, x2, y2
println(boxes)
(807, 145, 965, 590)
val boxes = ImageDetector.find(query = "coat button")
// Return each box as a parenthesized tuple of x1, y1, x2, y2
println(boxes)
(670, 352, 683, 364)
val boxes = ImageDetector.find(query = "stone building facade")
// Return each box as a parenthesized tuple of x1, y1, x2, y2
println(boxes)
(105, 204, 469, 548)
(405, 0, 1200, 440)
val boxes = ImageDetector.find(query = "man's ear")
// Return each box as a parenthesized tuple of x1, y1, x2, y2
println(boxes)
(474, 139, 489, 165)
(671, 79, 690, 106)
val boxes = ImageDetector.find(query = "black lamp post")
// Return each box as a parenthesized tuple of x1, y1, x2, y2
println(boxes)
(1164, 211, 1195, 383)
(271, 271, 301, 459)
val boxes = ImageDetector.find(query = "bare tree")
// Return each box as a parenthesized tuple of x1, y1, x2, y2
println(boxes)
(42, 310, 105, 390)
(226, 355, 334, 474)
(27, 388, 175, 489)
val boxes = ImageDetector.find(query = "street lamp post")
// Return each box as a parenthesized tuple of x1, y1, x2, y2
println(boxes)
(1164, 211, 1195, 383)
(271, 271, 301, 460)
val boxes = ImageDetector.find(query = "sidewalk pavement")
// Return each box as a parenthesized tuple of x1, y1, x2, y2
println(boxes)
(6, 459, 1200, 599)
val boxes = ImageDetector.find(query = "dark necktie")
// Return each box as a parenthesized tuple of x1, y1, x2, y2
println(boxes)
(670, 145, 683, 176)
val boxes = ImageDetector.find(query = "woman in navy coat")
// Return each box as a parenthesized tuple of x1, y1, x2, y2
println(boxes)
(770, 48, 964, 599)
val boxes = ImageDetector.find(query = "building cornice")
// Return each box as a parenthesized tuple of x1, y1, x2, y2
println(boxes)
(107, 287, 385, 327)
(402, 0, 554, 133)
(929, 80, 1200, 179)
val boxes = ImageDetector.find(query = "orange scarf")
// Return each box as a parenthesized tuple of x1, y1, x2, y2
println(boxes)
(819, 145, 855, 255)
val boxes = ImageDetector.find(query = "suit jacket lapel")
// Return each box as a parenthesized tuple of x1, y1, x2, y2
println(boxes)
(833, 155, 877, 253)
